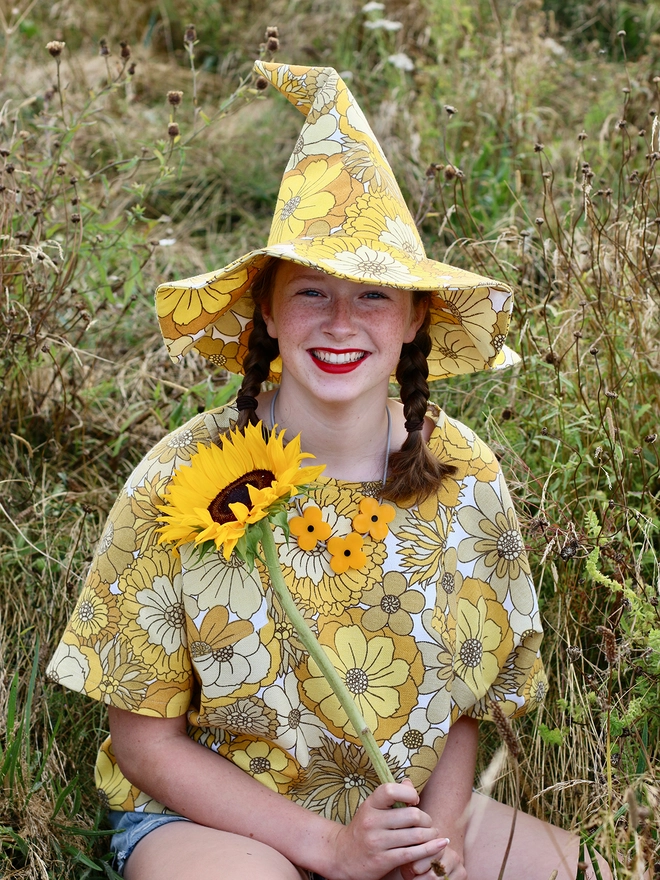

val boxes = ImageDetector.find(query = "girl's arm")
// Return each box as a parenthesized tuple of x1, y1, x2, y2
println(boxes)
(108, 707, 449, 880)
(399, 716, 478, 880)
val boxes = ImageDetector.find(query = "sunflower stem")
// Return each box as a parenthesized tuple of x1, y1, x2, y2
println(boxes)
(256, 519, 396, 788)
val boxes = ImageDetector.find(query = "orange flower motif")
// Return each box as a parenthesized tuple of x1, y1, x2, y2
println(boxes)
(327, 532, 367, 574)
(289, 506, 332, 551)
(352, 497, 396, 541)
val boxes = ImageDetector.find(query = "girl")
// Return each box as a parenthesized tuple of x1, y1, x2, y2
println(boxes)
(48, 62, 609, 880)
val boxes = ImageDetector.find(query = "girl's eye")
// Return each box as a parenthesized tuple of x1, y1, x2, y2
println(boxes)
(363, 291, 387, 300)
(297, 288, 323, 297)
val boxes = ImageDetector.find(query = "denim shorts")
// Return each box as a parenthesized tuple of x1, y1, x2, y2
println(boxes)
(107, 809, 326, 879)
(107, 810, 190, 875)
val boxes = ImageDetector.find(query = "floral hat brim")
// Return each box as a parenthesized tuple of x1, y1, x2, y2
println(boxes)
(155, 62, 520, 382)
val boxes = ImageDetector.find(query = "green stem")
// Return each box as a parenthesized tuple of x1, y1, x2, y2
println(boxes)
(257, 519, 395, 787)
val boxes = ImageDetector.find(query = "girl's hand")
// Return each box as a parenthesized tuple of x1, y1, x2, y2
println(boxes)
(329, 780, 450, 880)
(399, 844, 467, 880)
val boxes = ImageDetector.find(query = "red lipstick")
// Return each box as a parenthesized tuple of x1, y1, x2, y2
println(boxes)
(308, 349, 369, 374)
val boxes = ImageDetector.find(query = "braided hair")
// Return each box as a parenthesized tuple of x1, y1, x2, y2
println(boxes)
(381, 299, 456, 504)
(234, 260, 280, 431)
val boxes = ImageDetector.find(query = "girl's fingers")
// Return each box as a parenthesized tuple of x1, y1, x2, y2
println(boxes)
(368, 782, 420, 809)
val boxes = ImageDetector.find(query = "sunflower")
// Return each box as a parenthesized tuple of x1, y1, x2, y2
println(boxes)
(158, 422, 325, 559)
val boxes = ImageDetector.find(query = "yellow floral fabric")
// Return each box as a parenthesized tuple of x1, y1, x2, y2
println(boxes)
(155, 62, 520, 383)
(48, 403, 545, 819)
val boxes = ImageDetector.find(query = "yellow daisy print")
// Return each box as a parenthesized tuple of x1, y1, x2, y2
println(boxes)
(521, 656, 548, 710)
(94, 497, 137, 584)
(221, 736, 300, 793)
(426, 324, 487, 379)
(300, 609, 422, 744)
(156, 267, 250, 328)
(444, 578, 514, 708)
(432, 286, 498, 354)
(147, 417, 211, 466)
(117, 546, 190, 683)
(397, 505, 449, 587)
(269, 158, 342, 242)
(82, 635, 153, 711)
(343, 191, 425, 262)
(68, 570, 120, 645)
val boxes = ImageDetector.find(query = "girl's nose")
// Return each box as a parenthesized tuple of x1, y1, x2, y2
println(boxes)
(322, 296, 355, 337)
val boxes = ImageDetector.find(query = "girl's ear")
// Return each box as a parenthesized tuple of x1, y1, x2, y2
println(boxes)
(403, 294, 430, 344)
(260, 298, 277, 339)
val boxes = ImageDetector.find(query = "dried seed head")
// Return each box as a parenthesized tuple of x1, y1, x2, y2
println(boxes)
(265, 26, 279, 38)
(604, 390, 618, 399)
(573, 330, 583, 339)
(645, 432, 657, 444)
(617, 119, 628, 129)
(443, 163, 463, 180)
(622, 86, 630, 94)
(544, 350, 559, 365)
(5, 164, 14, 174)
(255, 76, 269, 91)
(489, 700, 520, 760)
(168, 122, 180, 138)
(596, 625, 617, 664)
(567, 645, 581, 662)
(167, 90, 184, 106)
(590, 346, 599, 355)
(71, 213, 81, 224)
(444, 104, 457, 116)
(534, 142, 544, 152)
(617, 29, 626, 38)
(266, 36, 279, 52)
(120, 41, 131, 59)
(56, 163, 66, 176)
(184, 24, 197, 45)
(535, 217, 544, 225)
(128, 62, 137, 76)
(46, 40, 66, 57)
(578, 130, 588, 140)
(99, 38, 110, 57)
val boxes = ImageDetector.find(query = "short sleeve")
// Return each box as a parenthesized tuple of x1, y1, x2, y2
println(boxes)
(429, 413, 547, 722)
(46, 408, 237, 717)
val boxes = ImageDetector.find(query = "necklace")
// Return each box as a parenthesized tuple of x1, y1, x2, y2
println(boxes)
(269, 388, 392, 485)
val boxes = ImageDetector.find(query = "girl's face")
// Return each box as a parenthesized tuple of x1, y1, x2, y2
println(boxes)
(262, 261, 427, 407)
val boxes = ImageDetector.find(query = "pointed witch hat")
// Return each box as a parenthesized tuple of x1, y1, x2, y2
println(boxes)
(155, 61, 519, 382)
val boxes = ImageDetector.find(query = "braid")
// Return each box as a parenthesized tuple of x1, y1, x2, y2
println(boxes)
(382, 308, 456, 505)
(231, 259, 280, 431)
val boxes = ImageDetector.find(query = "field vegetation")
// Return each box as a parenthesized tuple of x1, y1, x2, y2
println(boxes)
(0, 0, 658, 876)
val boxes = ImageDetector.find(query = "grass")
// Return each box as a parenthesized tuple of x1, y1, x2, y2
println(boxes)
(0, 0, 658, 876)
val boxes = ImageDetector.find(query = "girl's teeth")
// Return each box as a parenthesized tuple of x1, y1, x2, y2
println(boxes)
(313, 350, 365, 364)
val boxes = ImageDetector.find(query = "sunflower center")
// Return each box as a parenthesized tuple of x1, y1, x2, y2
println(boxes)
(208, 469, 275, 524)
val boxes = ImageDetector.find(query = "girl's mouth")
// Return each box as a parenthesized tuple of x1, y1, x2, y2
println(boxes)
(309, 349, 369, 373)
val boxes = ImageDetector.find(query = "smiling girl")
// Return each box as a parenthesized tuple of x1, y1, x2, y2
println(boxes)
(48, 62, 610, 880)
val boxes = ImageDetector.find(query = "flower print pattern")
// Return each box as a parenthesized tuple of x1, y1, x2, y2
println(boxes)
(291, 737, 399, 823)
(221, 737, 300, 794)
(397, 505, 449, 588)
(276, 484, 386, 616)
(68, 570, 120, 644)
(156, 267, 250, 328)
(197, 697, 278, 739)
(263, 673, 326, 766)
(269, 158, 343, 242)
(188, 607, 278, 701)
(432, 285, 498, 355)
(457, 474, 533, 609)
(286, 113, 342, 170)
(94, 497, 136, 584)
(343, 191, 425, 262)
(320, 243, 421, 286)
(47, 402, 544, 818)
(180, 543, 264, 618)
(299, 609, 423, 744)
(361, 571, 424, 636)
(289, 504, 332, 551)
(387, 706, 445, 767)
(352, 497, 395, 541)
(117, 546, 189, 683)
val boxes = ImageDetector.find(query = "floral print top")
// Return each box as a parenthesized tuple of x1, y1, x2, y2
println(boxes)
(47, 403, 547, 822)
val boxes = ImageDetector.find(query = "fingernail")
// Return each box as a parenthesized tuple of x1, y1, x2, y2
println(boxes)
(439, 838, 450, 846)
